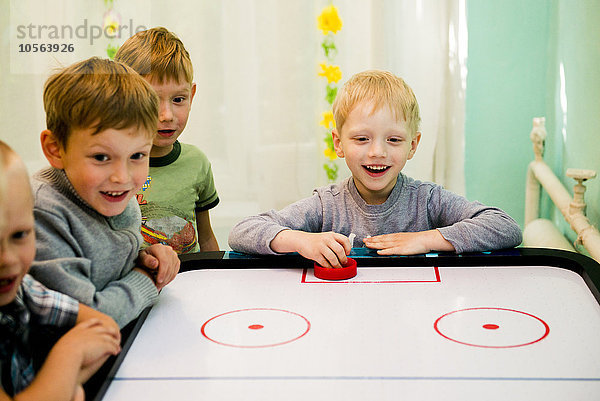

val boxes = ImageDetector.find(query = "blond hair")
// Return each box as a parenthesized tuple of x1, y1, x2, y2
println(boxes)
(0, 141, 24, 229)
(43, 57, 159, 149)
(114, 27, 193, 84)
(332, 70, 421, 137)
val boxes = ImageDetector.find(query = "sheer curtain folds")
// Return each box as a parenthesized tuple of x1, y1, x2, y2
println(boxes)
(0, 0, 466, 249)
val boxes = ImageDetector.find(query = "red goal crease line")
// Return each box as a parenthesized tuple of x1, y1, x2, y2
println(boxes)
(301, 266, 441, 284)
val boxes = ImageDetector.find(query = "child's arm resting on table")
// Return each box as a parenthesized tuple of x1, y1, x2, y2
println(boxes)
(364, 186, 522, 255)
(229, 193, 325, 255)
(74, 304, 121, 383)
(363, 229, 455, 255)
(271, 230, 352, 268)
(1, 318, 120, 401)
(230, 193, 353, 266)
(30, 256, 158, 329)
(31, 208, 159, 328)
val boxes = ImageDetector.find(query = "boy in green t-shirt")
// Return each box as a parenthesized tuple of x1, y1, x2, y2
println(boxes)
(115, 27, 219, 254)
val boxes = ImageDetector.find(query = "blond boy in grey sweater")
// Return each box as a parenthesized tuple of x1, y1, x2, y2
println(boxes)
(229, 70, 522, 267)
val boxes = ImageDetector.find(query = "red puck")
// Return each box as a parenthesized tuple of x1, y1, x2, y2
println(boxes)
(314, 257, 357, 280)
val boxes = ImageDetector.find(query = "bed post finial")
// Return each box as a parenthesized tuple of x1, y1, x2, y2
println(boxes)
(566, 168, 597, 216)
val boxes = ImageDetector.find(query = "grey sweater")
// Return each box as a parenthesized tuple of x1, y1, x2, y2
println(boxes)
(228, 174, 522, 254)
(29, 168, 158, 328)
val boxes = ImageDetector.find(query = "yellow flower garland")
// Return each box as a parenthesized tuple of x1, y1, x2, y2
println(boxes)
(103, 0, 120, 59)
(317, 4, 343, 182)
(318, 63, 342, 84)
(317, 5, 343, 34)
(319, 111, 336, 129)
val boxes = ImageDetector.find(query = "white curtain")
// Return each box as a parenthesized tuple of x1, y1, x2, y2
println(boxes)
(0, 0, 467, 249)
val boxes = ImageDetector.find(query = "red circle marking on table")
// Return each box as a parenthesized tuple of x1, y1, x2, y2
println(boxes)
(248, 324, 264, 330)
(201, 308, 311, 348)
(433, 307, 550, 348)
(483, 324, 500, 330)
(314, 257, 357, 280)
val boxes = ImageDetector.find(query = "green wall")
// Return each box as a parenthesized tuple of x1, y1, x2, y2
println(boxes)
(465, 0, 600, 247)
(465, 0, 552, 228)
(549, 0, 600, 248)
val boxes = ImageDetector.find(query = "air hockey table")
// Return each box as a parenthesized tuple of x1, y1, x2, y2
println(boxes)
(89, 248, 600, 401)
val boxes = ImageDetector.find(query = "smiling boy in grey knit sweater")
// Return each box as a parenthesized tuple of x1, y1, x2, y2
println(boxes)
(29, 58, 180, 328)
(228, 70, 522, 268)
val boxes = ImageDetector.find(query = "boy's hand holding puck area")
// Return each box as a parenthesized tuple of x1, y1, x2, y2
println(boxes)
(313, 232, 358, 280)
(315, 233, 356, 280)
(314, 257, 357, 280)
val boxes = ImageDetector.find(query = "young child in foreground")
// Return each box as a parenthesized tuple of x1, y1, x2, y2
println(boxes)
(228, 70, 522, 267)
(114, 27, 220, 254)
(0, 141, 121, 400)
(28, 57, 180, 328)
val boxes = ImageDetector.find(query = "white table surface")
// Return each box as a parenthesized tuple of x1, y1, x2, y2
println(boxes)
(102, 264, 600, 400)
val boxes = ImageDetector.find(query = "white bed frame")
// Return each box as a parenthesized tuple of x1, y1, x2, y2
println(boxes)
(523, 117, 600, 263)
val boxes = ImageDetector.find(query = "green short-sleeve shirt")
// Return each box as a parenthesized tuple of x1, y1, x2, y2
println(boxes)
(136, 141, 219, 253)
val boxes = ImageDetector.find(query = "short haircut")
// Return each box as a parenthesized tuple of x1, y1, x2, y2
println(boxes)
(114, 27, 194, 84)
(332, 70, 421, 137)
(43, 57, 159, 149)
(0, 141, 26, 224)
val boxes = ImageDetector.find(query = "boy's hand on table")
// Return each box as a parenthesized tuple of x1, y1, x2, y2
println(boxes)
(363, 229, 454, 255)
(54, 319, 121, 382)
(8, 319, 120, 401)
(271, 230, 351, 268)
(138, 244, 180, 290)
